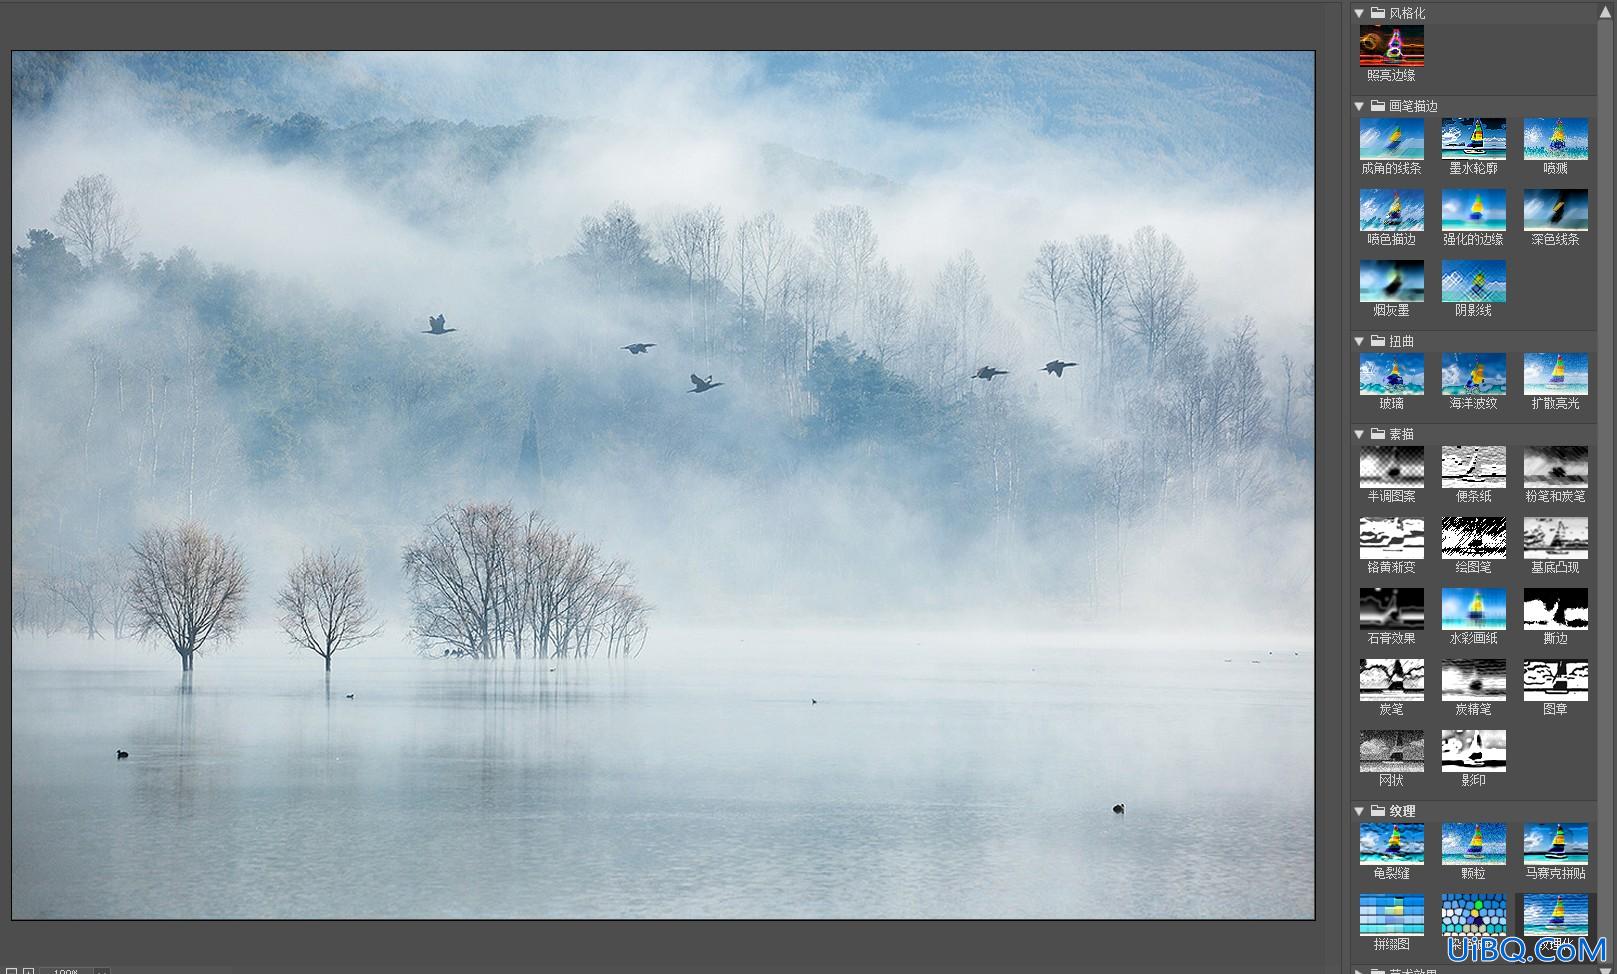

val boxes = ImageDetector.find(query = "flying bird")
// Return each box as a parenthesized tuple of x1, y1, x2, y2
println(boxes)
(689, 374, 725, 393)
(423, 314, 456, 335)
(972, 366, 1009, 381)
(622, 343, 657, 355)
(1112, 803, 1125, 814)
(116, 749, 129, 760)
(1043, 360, 1078, 377)
(345, 693, 355, 700)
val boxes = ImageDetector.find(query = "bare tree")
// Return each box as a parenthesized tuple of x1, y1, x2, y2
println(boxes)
(575, 202, 650, 294)
(694, 205, 730, 359)
(1220, 318, 1271, 455)
(658, 209, 707, 342)
(812, 205, 878, 338)
(736, 211, 797, 377)
(1073, 233, 1126, 403)
(1277, 353, 1297, 444)
(931, 250, 994, 371)
(1156, 325, 1228, 519)
(12, 571, 32, 635)
(275, 550, 382, 671)
(13, 572, 67, 636)
(46, 556, 117, 639)
(78, 340, 106, 483)
(1091, 441, 1147, 607)
(863, 259, 912, 368)
(402, 502, 518, 659)
(126, 523, 248, 671)
(1023, 241, 1077, 348)
(403, 502, 651, 660)
(104, 552, 133, 639)
(55, 173, 138, 265)
(1122, 226, 1197, 379)
(602, 584, 651, 658)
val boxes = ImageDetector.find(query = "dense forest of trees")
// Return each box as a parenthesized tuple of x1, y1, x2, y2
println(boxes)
(12, 110, 1313, 642)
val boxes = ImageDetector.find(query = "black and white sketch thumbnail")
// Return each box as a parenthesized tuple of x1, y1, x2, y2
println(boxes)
(1360, 728, 1426, 773)
(1441, 728, 1506, 772)
(1361, 658, 1425, 701)
(1442, 444, 1506, 489)
(1441, 516, 1507, 560)
(1360, 587, 1425, 629)
(1360, 445, 1425, 488)
(1522, 659, 1590, 701)
(1441, 658, 1507, 701)
(1522, 588, 1590, 630)
(1522, 445, 1589, 489)
(1360, 517, 1425, 559)
(1522, 516, 1588, 559)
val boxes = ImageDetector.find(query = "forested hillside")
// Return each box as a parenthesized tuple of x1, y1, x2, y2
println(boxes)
(12, 52, 1315, 638)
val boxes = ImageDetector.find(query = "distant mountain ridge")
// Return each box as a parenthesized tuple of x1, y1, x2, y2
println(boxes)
(16, 50, 1313, 189)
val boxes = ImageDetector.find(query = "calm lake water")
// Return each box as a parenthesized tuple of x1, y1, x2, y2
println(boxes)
(12, 631, 1313, 918)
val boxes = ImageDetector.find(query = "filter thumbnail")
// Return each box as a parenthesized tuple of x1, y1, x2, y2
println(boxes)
(1361, 658, 1425, 700)
(1361, 821, 1425, 864)
(1360, 351, 1425, 394)
(1441, 587, 1505, 630)
(1361, 893, 1425, 936)
(1440, 728, 1506, 772)
(1522, 117, 1589, 161)
(1523, 445, 1589, 489)
(1441, 117, 1506, 160)
(1443, 822, 1507, 865)
(1522, 659, 1590, 702)
(1360, 728, 1425, 773)
(1441, 893, 1508, 937)
(1524, 188, 1589, 231)
(1523, 822, 1589, 864)
(1361, 517, 1424, 559)
(1523, 894, 1589, 937)
(1360, 445, 1425, 488)
(1441, 659, 1506, 701)
(1361, 116, 1425, 160)
(1523, 352, 1590, 396)
(1442, 444, 1506, 488)
(1522, 516, 1588, 559)
(1359, 261, 1425, 304)
(1360, 589, 1425, 630)
(1361, 188, 1425, 230)
(1441, 188, 1506, 231)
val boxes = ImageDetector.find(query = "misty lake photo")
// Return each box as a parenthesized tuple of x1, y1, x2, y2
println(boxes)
(14, 634, 1311, 919)
(12, 51, 1314, 919)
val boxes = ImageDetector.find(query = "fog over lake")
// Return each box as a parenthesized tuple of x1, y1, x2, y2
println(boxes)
(12, 51, 1313, 918)
(14, 630, 1311, 919)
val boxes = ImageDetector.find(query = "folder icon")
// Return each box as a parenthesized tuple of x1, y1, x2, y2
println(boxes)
(1370, 335, 1386, 347)
(1370, 6, 1386, 17)
(1370, 804, 1387, 817)
(1369, 428, 1387, 440)
(1370, 99, 1387, 112)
